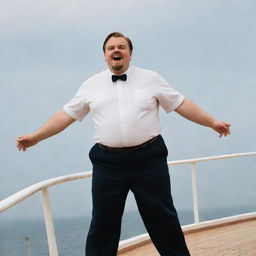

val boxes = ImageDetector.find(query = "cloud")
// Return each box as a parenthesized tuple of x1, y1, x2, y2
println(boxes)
(2, 0, 253, 39)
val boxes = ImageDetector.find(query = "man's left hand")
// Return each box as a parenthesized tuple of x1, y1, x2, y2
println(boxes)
(212, 121, 231, 137)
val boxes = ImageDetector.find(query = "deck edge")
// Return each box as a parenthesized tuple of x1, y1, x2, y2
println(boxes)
(118, 212, 256, 254)
(182, 212, 256, 234)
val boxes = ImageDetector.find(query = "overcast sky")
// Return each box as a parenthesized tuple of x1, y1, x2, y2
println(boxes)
(1, 0, 256, 220)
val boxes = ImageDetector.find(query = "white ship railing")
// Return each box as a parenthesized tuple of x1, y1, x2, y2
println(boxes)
(0, 152, 255, 256)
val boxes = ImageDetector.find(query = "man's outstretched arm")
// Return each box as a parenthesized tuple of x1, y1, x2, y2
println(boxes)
(175, 98, 231, 137)
(16, 109, 76, 151)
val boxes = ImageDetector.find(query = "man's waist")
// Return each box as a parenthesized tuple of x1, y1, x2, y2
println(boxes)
(97, 135, 160, 153)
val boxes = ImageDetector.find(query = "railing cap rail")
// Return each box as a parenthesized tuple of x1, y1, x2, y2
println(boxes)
(0, 171, 92, 213)
(1, 151, 255, 213)
(168, 152, 256, 166)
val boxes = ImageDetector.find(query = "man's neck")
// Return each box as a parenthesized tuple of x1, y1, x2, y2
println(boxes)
(110, 66, 129, 75)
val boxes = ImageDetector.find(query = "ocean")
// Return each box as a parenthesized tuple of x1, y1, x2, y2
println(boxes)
(0, 206, 255, 256)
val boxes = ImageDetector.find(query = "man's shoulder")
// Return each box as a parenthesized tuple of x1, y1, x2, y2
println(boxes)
(132, 66, 159, 76)
(85, 69, 108, 84)
(76, 69, 108, 93)
(131, 66, 160, 79)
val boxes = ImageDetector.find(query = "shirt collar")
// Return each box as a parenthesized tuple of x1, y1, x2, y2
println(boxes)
(107, 66, 132, 82)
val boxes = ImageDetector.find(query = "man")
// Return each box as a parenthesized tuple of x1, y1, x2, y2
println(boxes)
(17, 32, 230, 256)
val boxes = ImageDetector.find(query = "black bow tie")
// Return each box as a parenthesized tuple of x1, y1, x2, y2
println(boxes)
(112, 74, 127, 82)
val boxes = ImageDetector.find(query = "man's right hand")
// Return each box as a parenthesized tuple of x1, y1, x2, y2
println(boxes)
(16, 134, 39, 151)
(16, 109, 76, 152)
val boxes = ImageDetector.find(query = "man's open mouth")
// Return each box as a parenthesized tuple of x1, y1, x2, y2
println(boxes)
(113, 56, 122, 61)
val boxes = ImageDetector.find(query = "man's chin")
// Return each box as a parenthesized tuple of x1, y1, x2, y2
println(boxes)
(112, 65, 123, 71)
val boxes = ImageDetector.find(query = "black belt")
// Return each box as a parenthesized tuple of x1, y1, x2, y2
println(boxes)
(97, 135, 160, 153)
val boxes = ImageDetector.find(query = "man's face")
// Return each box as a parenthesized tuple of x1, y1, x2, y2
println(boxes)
(104, 37, 132, 75)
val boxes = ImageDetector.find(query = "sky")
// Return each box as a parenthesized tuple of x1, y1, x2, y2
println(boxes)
(0, 0, 256, 220)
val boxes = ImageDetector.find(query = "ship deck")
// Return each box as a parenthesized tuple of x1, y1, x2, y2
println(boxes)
(118, 216, 256, 256)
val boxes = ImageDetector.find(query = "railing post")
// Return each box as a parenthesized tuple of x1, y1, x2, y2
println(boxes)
(191, 162, 200, 224)
(41, 188, 58, 256)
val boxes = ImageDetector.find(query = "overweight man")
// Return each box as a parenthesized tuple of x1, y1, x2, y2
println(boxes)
(17, 32, 230, 256)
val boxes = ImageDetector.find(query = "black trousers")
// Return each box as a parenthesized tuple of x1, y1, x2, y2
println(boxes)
(86, 135, 190, 256)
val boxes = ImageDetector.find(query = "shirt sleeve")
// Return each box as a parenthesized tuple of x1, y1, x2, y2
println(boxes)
(63, 82, 90, 121)
(153, 73, 185, 113)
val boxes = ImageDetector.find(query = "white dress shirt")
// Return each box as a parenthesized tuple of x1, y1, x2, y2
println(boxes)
(63, 66, 184, 147)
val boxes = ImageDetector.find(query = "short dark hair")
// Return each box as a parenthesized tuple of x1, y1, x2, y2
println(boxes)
(103, 32, 133, 53)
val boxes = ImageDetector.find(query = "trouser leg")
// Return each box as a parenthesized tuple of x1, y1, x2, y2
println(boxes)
(130, 138, 190, 256)
(86, 145, 129, 256)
